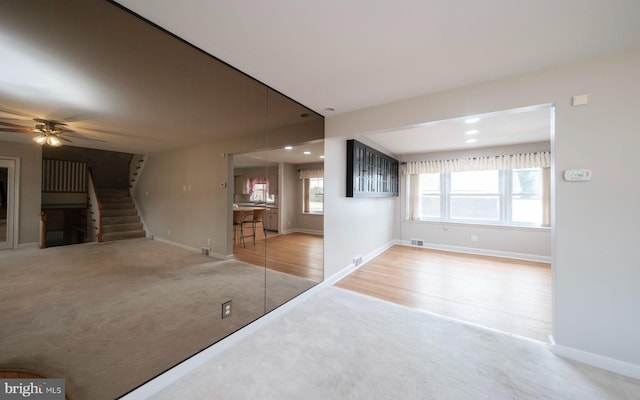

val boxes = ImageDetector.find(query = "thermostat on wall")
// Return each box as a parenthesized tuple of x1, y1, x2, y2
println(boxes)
(564, 169, 592, 181)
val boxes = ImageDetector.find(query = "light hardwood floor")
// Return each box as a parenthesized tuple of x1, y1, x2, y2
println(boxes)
(335, 245, 551, 341)
(233, 232, 324, 282)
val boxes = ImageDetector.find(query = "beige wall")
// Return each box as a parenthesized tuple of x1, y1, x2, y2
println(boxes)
(134, 118, 324, 257)
(0, 141, 42, 245)
(325, 46, 640, 375)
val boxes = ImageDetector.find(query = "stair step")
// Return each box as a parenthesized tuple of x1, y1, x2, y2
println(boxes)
(98, 189, 129, 196)
(102, 230, 146, 242)
(102, 222, 143, 233)
(101, 202, 135, 210)
(102, 208, 137, 217)
(102, 215, 140, 225)
(100, 196, 133, 203)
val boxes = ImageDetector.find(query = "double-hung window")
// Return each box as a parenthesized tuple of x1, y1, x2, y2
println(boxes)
(408, 164, 547, 227)
(449, 170, 501, 222)
(303, 177, 324, 214)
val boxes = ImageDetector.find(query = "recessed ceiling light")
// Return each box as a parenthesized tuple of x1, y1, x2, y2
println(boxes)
(303, 151, 311, 155)
(465, 117, 480, 124)
(320, 155, 325, 159)
(324, 107, 336, 112)
(465, 129, 479, 135)
(466, 138, 478, 143)
(284, 146, 293, 150)
(300, 113, 310, 118)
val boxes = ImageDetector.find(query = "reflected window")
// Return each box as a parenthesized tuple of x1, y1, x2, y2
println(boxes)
(249, 179, 270, 202)
(303, 178, 323, 214)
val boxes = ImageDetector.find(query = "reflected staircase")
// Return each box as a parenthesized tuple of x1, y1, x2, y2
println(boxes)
(99, 189, 145, 242)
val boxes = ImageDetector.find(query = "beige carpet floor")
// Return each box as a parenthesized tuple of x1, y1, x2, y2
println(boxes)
(150, 286, 640, 400)
(0, 238, 316, 400)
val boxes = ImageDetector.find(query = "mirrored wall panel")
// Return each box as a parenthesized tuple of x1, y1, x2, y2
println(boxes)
(0, 1, 324, 399)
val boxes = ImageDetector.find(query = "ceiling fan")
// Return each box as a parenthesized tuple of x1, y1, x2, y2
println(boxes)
(0, 117, 107, 147)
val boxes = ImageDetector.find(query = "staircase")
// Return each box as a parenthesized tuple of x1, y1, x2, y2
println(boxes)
(99, 189, 146, 242)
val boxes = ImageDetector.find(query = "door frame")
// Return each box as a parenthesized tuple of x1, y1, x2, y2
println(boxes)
(0, 157, 20, 249)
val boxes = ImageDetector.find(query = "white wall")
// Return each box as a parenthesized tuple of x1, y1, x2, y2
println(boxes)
(325, 46, 640, 375)
(324, 138, 400, 278)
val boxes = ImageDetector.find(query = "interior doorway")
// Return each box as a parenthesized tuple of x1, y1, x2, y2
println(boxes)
(0, 157, 18, 249)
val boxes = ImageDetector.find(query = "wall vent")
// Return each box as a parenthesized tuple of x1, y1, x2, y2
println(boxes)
(410, 239, 424, 247)
(353, 255, 364, 267)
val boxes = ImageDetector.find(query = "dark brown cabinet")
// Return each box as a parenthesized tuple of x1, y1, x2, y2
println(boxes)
(346, 139, 399, 197)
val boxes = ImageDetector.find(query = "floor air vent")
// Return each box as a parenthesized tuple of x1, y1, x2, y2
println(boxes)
(410, 239, 424, 246)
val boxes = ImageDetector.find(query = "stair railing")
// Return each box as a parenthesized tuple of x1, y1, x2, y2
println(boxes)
(129, 154, 148, 191)
(87, 167, 103, 242)
(39, 211, 47, 249)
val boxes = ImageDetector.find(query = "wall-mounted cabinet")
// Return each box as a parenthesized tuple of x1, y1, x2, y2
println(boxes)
(234, 175, 249, 195)
(346, 139, 399, 197)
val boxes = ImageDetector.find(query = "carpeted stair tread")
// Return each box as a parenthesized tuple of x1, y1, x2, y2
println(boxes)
(102, 222, 144, 233)
(100, 196, 134, 203)
(98, 189, 129, 195)
(102, 215, 140, 225)
(102, 230, 146, 241)
(98, 188, 145, 242)
(101, 202, 135, 210)
(102, 208, 138, 217)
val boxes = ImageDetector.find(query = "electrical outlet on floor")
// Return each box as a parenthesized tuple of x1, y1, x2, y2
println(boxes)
(222, 300, 232, 319)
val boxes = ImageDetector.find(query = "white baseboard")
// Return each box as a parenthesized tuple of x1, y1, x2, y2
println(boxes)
(326, 239, 398, 284)
(399, 240, 551, 263)
(17, 242, 39, 249)
(280, 228, 323, 236)
(151, 236, 230, 259)
(548, 335, 640, 380)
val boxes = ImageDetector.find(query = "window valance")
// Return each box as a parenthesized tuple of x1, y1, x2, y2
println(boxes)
(299, 168, 324, 179)
(403, 152, 550, 175)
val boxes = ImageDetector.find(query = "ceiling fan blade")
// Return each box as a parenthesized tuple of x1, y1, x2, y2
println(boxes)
(64, 133, 108, 143)
(0, 106, 34, 119)
(76, 126, 167, 142)
(34, 118, 67, 126)
(0, 127, 34, 134)
(57, 136, 73, 143)
(0, 120, 31, 129)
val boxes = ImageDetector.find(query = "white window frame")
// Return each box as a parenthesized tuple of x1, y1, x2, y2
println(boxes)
(408, 168, 545, 228)
(303, 177, 324, 215)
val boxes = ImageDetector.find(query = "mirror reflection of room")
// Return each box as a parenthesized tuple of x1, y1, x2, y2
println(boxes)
(0, 1, 324, 399)
(233, 141, 324, 285)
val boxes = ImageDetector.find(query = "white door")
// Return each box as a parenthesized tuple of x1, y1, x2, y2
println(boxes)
(0, 158, 17, 249)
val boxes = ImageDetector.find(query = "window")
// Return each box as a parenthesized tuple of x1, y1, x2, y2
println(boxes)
(418, 173, 440, 218)
(410, 168, 546, 227)
(250, 182, 268, 202)
(510, 168, 543, 224)
(303, 178, 324, 214)
(449, 170, 500, 222)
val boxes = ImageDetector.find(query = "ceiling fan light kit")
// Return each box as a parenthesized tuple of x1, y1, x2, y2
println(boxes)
(32, 133, 63, 147)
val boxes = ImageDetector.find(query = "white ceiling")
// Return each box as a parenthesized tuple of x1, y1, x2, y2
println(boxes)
(367, 105, 552, 156)
(116, 0, 639, 154)
(234, 141, 325, 168)
(1, 1, 640, 155)
(118, 0, 640, 115)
